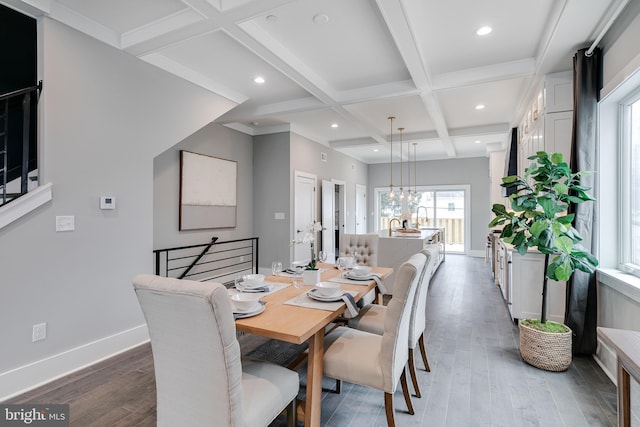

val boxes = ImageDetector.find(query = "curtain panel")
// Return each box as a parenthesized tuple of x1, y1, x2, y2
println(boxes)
(566, 47, 602, 355)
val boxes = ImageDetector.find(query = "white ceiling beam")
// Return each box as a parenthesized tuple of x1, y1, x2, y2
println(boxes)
(217, 96, 325, 123)
(375, 0, 456, 157)
(140, 52, 247, 104)
(432, 59, 537, 91)
(49, 1, 121, 48)
(121, 8, 206, 49)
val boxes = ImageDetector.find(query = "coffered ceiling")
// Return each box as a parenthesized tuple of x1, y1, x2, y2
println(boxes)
(5, 0, 622, 163)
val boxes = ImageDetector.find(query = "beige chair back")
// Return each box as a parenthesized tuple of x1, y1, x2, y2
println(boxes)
(379, 253, 426, 391)
(340, 233, 379, 266)
(408, 250, 433, 349)
(133, 275, 243, 427)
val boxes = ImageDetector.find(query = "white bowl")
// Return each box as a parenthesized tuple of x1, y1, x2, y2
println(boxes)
(315, 282, 341, 297)
(230, 293, 260, 311)
(242, 274, 265, 286)
(337, 256, 355, 269)
(350, 265, 372, 276)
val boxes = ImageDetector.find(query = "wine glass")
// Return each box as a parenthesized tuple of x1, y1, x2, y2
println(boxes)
(271, 261, 283, 277)
(292, 266, 304, 289)
(336, 257, 347, 274)
(318, 250, 327, 265)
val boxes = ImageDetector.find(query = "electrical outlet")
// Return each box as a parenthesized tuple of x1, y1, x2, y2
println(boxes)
(32, 323, 46, 342)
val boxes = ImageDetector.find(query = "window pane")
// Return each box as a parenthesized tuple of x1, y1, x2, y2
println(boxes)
(631, 99, 640, 265)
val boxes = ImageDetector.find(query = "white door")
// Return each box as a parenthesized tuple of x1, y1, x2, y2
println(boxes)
(355, 184, 367, 234)
(294, 172, 316, 264)
(321, 180, 336, 264)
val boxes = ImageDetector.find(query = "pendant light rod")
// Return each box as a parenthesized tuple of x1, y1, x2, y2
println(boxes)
(388, 116, 395, 199)
(399, 127, 404, 200)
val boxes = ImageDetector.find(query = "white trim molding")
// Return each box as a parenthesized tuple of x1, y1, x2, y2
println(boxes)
(0, 183, 52, 230)
(0, 324, 149, 401)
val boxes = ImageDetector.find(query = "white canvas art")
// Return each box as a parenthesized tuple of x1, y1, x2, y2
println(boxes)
(180, 150, 237, 230)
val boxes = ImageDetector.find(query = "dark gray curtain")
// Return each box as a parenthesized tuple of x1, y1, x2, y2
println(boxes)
(566, 47, 601, 355)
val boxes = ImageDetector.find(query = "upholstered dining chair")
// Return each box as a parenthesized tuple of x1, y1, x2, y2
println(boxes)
(340, 233, 379, 266)
(340, 233, 380, 305)
(132, 274, 299, 427)
(347, 249, 433, 399)
(321, 253, 426, 427)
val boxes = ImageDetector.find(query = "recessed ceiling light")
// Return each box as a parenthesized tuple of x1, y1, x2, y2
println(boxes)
(373, 149, 379, 152)
(476, 26, 492, 36)
(266, 14, 278, 22)
(475, 104, 485, 110)
(253, 76, 265, 84)
(331, 123, 338, 128)
(475, 140, 481, 144)
(251, 122, 259, 126)
(313, 14, 329, 25)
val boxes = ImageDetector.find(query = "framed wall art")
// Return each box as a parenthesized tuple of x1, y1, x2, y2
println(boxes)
(179, 150, 237, 230)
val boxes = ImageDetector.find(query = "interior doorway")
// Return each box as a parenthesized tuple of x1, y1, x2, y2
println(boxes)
(355, 184, 367, 234)
(321, 179, 345, 261)
(293, 171, 316, 264)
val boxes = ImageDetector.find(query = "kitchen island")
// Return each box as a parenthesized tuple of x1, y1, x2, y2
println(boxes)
(378, 227, 444, 293)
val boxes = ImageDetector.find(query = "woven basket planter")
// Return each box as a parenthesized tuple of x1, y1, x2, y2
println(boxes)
(519, 321, 572, 372)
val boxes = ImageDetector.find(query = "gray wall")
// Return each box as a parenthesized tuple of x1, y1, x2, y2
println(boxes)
(252, 132, 291, 269)
(154, 123, 253, 249)
(0, 17, 235, 394)
(368, 157, 491, 254)
(290, 133, 368, 235)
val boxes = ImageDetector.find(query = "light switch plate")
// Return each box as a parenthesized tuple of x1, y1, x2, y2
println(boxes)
(56, 216, 75, 232)
(274, 212, 285, 220)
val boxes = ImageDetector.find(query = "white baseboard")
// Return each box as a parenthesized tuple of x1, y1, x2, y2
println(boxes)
(0, 324, 150, 402)
(468, 250, 485, 258)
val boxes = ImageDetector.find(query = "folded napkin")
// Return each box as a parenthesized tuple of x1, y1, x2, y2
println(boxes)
(328, 273, 387, 294)
(340, 293, 359, 319)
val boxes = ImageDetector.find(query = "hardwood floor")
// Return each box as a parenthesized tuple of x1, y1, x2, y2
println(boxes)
(5, 255, 618, 426)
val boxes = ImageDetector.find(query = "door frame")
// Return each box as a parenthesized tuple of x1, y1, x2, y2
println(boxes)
(293, 170, 317, 264)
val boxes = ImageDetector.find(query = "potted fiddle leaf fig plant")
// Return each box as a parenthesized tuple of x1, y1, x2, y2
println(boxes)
(488, 151, 598, 371)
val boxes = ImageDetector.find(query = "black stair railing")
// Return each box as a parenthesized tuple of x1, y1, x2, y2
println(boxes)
(153, 237, 259, 285)
(0, 80, 43, 206)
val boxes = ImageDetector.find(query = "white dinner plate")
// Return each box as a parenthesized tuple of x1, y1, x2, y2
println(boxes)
(234, 304, 265, 319)
(236, 283, 272, 292)
(307, 289, 344, 302)
(233, 302, 263, 314)
(343, 272, 374, 281)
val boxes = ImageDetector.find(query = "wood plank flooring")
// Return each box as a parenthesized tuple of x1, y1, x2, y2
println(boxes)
(5, 255, 618, 426)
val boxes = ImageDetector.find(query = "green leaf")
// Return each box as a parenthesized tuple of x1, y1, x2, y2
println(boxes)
(556, 214, 575, 224)
(502, 176, 518, 184)
(554, 258, 573, 281)
(491, 204, 509, 216)
(529, 220, 548, 237)
(538, 197, 556, 218)
(554, 183, 568, 195)
(555, 235, 574, 254)
(551, 152, 564, 164)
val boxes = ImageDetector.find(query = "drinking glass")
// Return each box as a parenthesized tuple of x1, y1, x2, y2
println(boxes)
(318, 250, 327, 263)
(292, 266, 304, 289)
(336, 257, 347, 273)
(271, 261, 283, 277)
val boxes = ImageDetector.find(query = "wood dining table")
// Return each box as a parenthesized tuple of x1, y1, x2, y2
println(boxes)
(235, 262, 393, 427)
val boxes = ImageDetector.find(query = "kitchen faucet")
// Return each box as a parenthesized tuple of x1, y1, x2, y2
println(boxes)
(415, 206, 428, 229)
(388, 218, 401, 236)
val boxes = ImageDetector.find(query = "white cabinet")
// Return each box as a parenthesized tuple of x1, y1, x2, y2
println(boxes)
(506, 246, 567, 324)
(518, 71, 573, 178)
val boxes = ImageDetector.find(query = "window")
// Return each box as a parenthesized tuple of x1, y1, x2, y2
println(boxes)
(375, 185, 469, 253)
(621, 93, 640, 274)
